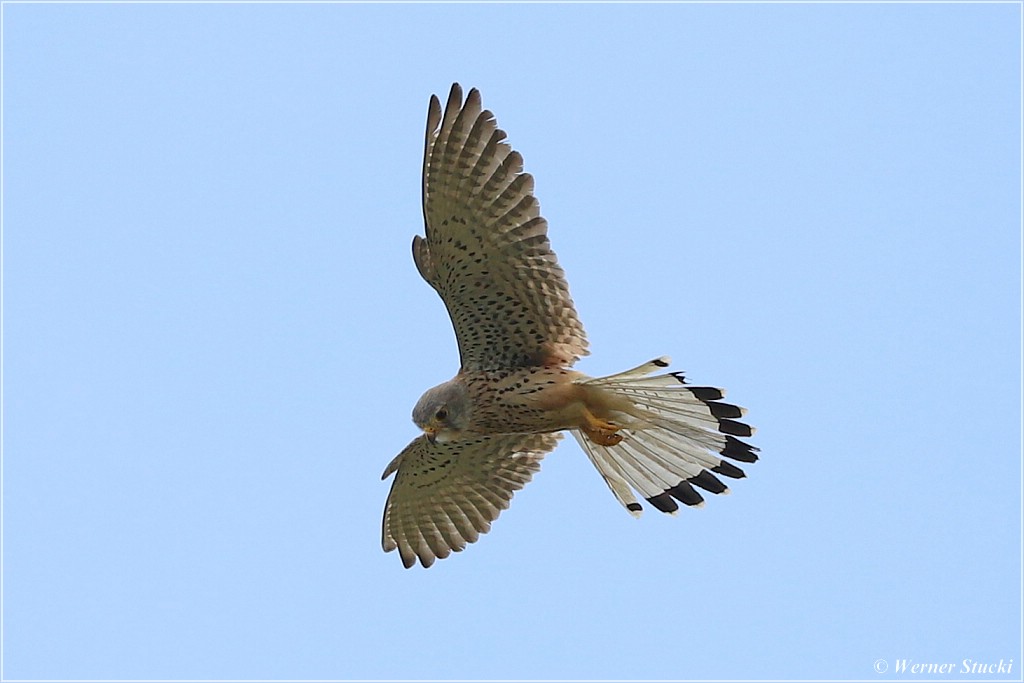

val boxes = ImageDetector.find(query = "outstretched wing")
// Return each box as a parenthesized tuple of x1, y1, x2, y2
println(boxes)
(413, 83, 588, 372)
(381, 432, 561, 568)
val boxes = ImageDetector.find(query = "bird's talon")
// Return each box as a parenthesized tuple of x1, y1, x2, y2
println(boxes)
(582, 410, 625, 446)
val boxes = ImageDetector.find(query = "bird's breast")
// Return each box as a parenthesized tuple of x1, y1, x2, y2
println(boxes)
(462, 367, 587, 434)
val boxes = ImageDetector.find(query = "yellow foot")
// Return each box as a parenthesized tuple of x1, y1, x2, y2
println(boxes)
(581, 409, 625, 446)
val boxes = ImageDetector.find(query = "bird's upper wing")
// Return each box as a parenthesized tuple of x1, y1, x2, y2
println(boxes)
(381, 431, 561, 568)
(413, 83, 588, 372)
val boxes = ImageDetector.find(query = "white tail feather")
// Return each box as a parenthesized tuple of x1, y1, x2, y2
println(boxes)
(570, 431, 644, 516)
(573, 358, 758, 515)
(591, 356, 672, 382)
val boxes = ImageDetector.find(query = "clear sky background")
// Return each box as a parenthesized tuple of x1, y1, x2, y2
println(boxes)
(3, 2, 1021, 681)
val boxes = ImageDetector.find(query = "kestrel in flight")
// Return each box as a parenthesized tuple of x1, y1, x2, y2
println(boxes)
(381, 84, 758, 568)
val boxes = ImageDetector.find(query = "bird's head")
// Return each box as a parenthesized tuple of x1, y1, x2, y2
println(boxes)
(412, 379, 471, 443)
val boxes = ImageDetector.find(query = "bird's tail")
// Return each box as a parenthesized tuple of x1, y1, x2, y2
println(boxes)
(570, 356, 759, 516)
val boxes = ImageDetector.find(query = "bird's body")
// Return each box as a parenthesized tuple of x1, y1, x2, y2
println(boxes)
(422, 366, 672, 447)
(380, 84, 759, 568)
(424, 367, 586, 437)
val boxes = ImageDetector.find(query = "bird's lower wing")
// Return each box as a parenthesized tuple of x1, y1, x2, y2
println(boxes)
(381, 432, 561, 568)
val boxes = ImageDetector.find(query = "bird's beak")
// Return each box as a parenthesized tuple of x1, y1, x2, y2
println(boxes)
(424, 427, 438, 444)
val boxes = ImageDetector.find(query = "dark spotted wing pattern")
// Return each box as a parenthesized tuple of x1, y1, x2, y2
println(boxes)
(413, 83, 589, 372)
(381, 432, 561, 568)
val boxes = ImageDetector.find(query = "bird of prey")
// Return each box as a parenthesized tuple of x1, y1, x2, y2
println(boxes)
(381, 83, 758, 568)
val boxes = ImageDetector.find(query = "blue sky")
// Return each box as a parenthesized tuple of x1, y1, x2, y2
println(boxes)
(3, 2, 1020, 680)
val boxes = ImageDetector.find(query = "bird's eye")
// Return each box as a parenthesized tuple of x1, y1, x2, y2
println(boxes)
(435, 408, 448, 421)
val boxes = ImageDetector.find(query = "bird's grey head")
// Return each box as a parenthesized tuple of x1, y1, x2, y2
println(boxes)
(412, 379, 471, 442)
